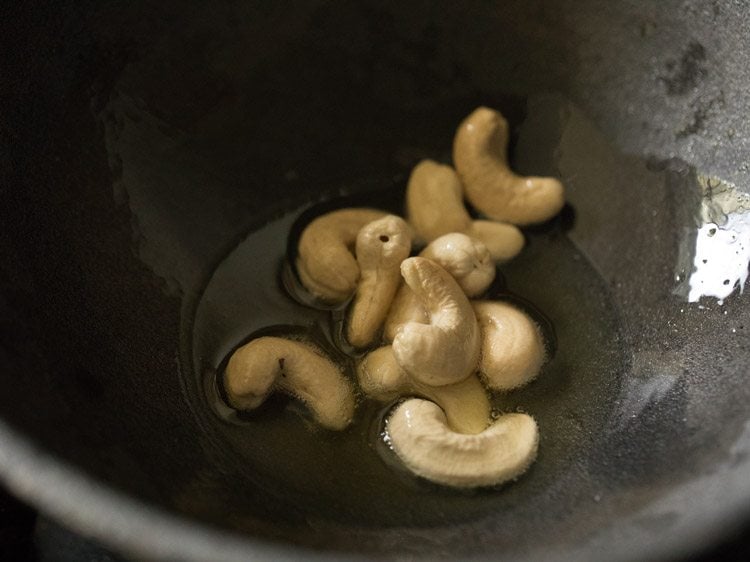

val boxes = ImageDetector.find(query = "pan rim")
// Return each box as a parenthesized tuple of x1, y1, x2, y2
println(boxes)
(0, 418, 748, 561)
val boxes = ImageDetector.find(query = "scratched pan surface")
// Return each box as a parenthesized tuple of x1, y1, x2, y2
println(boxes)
(1, 1, 750, 561)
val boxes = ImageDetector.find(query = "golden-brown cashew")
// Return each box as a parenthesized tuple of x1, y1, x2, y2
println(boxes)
(296, 208, 387, 303)
(392, 257, 480, 387)
(406, 160, 524, 261)
(453, 107, 565, 225)
(224, 336, 355, 430)
(474, 301, 547, 390)
(383, 232, 495, 342)
(357, 345, 489, 434)
(386, 398, 539, 488)
(347, 215, 411, 348)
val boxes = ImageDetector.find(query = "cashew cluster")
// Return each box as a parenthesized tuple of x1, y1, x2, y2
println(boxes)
(406, 160, 525, 262)
(223, 106, 560, 488)
(359, 257, 546, 488)
(384, 232, 495, 341)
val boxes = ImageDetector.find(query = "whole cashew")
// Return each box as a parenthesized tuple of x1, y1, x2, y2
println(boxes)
(474, 301, 547, 390)
(347, 215, 411, 348)
(406, 160, 524, 262)
(453, 107, 565, 226)
(383, 232, 495, 341)
(224, 336, 355, 431)
(421, 233, 495, 296)
(296, 208, 387, 303)
(392, 257, 481, 387)
(386, 398, 539, 488)
(357, 345, 489, 434)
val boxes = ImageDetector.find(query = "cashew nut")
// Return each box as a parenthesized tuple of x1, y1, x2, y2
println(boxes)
(453, 107, 565, 225)
(224, 336, 355, 430)
(347, 215, 411, 348)
(383, 283, 428, 343)
(383, 232, 495, 341)
(467, 220, 525, 263)
(406, 160, 524, 262)
(474, 301, 547, 390)
(357, 345, 489, 434)
(386, 398, 539, 488)
(296, 208, 387, 303)
(420, 233, 495, 296)
(392, 257, 481, 386)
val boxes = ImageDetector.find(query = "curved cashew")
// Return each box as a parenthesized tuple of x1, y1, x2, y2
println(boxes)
(386, 398, 539, 488)
(357, 345, 489, 434)
(224, 336, 355, 430)
(383, 232, 495, 341)
(296, 208, 387, 303)
(406, 160, 524, 262)
(453, 107, 565, 226)
(474, 301, 546, 390)
(392, 257, 480, 386)
(347, 215, 411, 348)
(406, 160, 470, 240)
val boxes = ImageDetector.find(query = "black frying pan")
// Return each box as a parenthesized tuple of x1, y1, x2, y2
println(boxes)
(2, 1, 750, 560)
